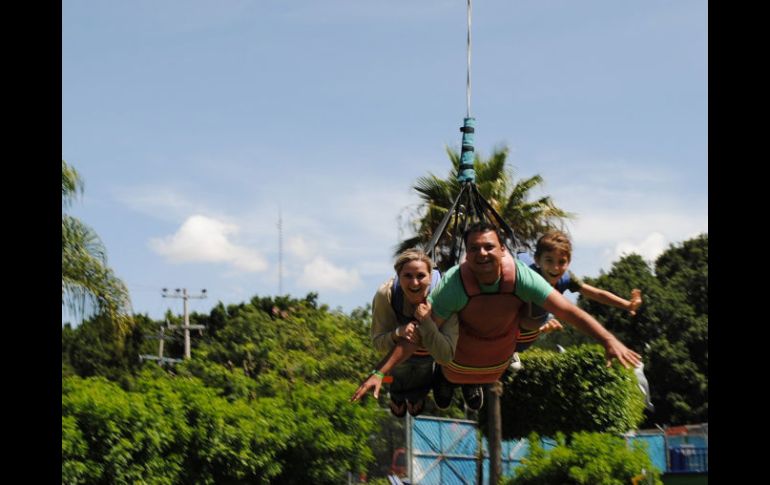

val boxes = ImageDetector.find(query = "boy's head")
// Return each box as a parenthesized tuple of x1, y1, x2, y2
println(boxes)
(534, 230, 573, 285)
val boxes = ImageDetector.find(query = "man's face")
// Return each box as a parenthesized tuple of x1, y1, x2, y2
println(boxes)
(535, 249, 571, 285)
(465, 230, 505, 283)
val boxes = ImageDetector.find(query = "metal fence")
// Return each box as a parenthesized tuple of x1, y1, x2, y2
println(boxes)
(668, 446, 708, 473)
(409, 416, 479, 485)
(407, 418, 708, 483)
(408, 416, 557, 485)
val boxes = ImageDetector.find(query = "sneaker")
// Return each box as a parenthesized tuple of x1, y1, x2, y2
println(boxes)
(510, 352, 523, 372)
(389, 399, 407, 418)
(432, 367, 455, 410)
(461, 384, 484, 411)
(406, 398, 426, 417)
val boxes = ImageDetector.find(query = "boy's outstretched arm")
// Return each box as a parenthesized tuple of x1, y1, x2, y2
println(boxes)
(541, 290, 641, 368)
(579, 284, 643, 316)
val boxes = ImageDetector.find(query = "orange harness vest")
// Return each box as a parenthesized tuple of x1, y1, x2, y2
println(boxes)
(442, 252, 523, 384)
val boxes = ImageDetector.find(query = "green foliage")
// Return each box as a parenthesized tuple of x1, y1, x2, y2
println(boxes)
(654, 234, 708, 316)
(185, 294, 379, 394)
(577, 235, 708, 426)
(63, 372, 292, 484)
(62, 375, 191, 484)
(504, 432, 663, 485)
(63, 294, 387, 483)
(273, 380, 381, 484)
(62, 314, 158, 385)
(489, 346, 645, 439)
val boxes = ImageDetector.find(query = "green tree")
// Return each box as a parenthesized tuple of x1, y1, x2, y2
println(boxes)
(62, 160, 133, 340)
(62, 293, 386, 483)
(62, 313, 158, 385)
(504, 431, 663, 485)
(577, 235, 708, 426)
(396, 146, 573, 271)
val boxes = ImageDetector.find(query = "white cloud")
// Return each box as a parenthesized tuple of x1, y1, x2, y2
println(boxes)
(149, 215, 268, 272)
(612, 232, 668, 263)
(569, 211, 707, 246)
(286, 236, 315, 261)
(297, 256, 362, 293)
(114, 185, 200, 221)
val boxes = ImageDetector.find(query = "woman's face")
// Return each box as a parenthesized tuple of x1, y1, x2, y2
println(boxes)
(398, 260, 431, 305)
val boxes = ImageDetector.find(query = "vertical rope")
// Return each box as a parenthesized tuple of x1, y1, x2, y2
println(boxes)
(458, 0, 476, 184)
(466, 0, 472, 118)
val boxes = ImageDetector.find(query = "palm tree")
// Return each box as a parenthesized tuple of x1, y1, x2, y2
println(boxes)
(396, 146, 574, 271)
(62, 160, 133, 340)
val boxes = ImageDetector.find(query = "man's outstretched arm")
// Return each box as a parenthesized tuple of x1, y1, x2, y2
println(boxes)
(542, 291, 641, 368)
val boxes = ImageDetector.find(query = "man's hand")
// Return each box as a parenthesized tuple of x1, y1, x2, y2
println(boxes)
(628, 289, 643, 316)
(415, 301, 431, 322)
(603, 336, 642, 369)
(350, 373, 383, 402)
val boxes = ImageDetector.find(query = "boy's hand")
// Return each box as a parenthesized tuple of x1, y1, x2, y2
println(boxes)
(628, 289, 643, 316)
(540, 318, 564, 334)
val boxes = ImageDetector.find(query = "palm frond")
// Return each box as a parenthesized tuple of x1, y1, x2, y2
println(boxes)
(398, 145, 574, 262)
(62, 160, 84, 209)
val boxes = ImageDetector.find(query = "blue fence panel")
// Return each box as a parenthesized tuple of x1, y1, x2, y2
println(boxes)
(410, 417, 707, 482)
(668, 446, 708, 473)
(628, 434, 667, 473)
(411, 417, 479, 485)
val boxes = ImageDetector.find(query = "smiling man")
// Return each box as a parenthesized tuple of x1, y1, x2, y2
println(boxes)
(351, 222, 641, 411)
(426, 222, 642, 410)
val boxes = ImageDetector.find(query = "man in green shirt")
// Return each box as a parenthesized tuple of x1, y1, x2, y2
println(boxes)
(351, 223, 641, 411)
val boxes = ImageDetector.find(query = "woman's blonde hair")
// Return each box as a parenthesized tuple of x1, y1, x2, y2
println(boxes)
(393, 249, 434, 275)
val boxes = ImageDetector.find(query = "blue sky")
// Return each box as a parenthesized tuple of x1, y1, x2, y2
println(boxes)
(62, 0, 707, 322)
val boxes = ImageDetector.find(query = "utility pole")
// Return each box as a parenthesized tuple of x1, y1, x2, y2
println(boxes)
(139, 320, 183, 366)
(162, 288, 207, 359)
(488, 381, 503, 485)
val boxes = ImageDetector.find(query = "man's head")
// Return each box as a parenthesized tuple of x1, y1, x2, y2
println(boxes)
(534, 230, 573, 285)
(463, 222, 506, 284)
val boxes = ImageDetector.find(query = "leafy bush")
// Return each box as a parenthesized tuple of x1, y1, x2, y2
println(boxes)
(62, 294, 389, 482)
(62, 375, 190, 484)
(492, 345, 645, 439)
(63, 373, 291, 484)
(505, 431, 663, 485)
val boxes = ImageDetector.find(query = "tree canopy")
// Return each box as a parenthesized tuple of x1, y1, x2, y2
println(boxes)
(63, 293, 389, 483)
(575, 234, 708, 426)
